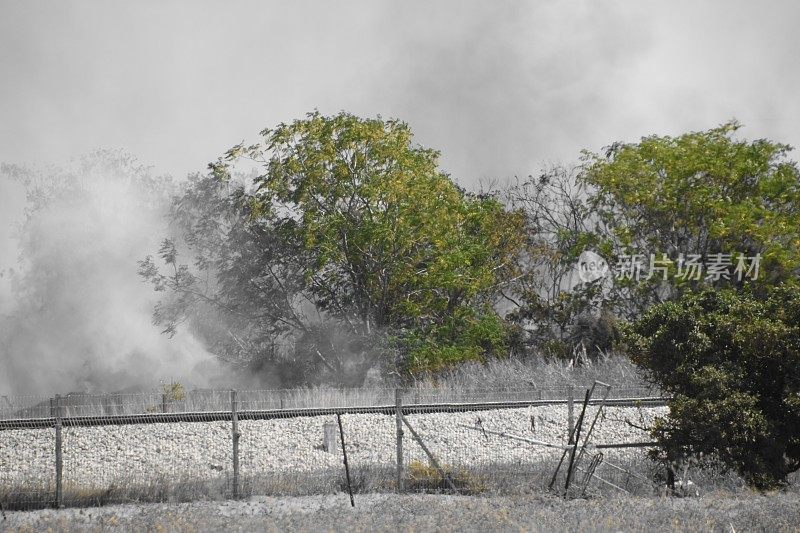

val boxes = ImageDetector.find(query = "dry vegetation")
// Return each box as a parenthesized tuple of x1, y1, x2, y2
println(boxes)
(4, 491, 800, 532)
(415, 354, 652, 391)
(1, 353, 652, 418)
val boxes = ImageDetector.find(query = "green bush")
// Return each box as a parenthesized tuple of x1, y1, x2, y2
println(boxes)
(404, 307, 511, 374)
(624, 286, 800, 490)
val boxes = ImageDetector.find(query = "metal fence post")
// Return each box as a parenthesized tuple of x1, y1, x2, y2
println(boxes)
(53, 394, 63, 509)
(567, 385, 574, 444)
(395, 388, 404, 492)
(231, 389, 240, 499)
(336, 413, 355, 507)
(564, 389, 591, 495)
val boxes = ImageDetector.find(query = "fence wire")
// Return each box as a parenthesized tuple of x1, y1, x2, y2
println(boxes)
(0, 386, 666, 509)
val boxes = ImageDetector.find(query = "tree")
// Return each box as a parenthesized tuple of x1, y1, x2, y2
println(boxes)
(505, 166, 610, 358)
(505, 122, 800, 359)
(142, 111, 525, 378)
(138, 171, 308, 371)
(624, 287, 800, 489)
(581, 120, 800, 311)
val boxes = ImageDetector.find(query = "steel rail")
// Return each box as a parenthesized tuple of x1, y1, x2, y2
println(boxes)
(0, 395, 669, 431)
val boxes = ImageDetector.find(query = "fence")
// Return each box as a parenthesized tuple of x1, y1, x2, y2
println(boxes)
(0, 386, 667, 510)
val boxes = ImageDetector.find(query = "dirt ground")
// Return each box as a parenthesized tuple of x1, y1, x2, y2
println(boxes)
(2, 491, 799, 533)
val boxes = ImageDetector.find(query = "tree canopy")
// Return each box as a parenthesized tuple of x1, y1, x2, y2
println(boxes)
(507, 121, 800, 357)
(142, 111, 524, 380)
(583, 120, 800, 292)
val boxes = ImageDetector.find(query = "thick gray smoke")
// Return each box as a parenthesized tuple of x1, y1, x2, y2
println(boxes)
(0, 152, 227, 396)
(5, 2, 799, 189)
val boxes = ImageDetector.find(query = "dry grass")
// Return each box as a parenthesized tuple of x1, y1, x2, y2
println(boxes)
(1, 354, 656, 420)
(416, 353, 651, 392)
(0, 475, 231, 511)
(4, 491, 800, 532)
(0, 451, 764, 513)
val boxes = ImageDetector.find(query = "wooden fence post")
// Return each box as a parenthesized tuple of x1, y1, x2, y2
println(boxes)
(323, 421, 338, 453)
(53, 394, 63, 509)
(395, 388, 404, 492)
(567, 385, 574, 444)
(231, 389, 240, 499)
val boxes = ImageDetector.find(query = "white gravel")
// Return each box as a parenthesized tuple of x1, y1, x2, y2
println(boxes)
(0, 405, 665, 489)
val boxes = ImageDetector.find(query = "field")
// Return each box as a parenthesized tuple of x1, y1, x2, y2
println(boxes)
(3, 491, 800, 532)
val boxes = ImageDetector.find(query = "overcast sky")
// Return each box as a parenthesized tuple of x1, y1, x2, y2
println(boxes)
(2, 0, 799, 184)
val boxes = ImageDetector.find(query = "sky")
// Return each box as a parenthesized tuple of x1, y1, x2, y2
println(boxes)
(1, 1, 799, 184)
(1, 0, 799, 393)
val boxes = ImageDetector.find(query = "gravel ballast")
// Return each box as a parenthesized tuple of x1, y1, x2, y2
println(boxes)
(0, 405, 664, 490)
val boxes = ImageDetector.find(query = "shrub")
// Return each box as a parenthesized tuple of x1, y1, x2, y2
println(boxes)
(624, 286, 800, 490)
(162, 381, 186, 402)
(406, 459, 487, 494)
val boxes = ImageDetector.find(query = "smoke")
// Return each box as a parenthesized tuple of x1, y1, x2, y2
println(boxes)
(3, 2, 799, 189)
(0, 151, 228, 396)
(361, 1, 654, 183)
(0, 178, 25, 315)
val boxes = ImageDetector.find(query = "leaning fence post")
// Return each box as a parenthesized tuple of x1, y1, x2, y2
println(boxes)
(336, 413, 355, 507)
(395, 388, 404, 492)
(401, 415, 459, 494)
(564, 389, 591, 496)
(53, 394, 63, 509)
(231, 389, 240, 499)
(567, 385, 574, 444)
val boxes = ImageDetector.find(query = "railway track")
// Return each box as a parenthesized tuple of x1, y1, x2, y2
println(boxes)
(0, 396, 668, 431)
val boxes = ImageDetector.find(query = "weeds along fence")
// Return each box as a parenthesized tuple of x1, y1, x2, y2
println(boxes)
(0, 386, 667, 510)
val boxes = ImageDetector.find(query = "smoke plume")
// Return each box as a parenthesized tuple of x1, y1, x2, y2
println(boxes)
(0, 151, 227, 396)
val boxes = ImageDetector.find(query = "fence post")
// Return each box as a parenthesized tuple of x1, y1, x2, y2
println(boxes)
(54, 394, 63, 509)
(323, 421, 338, 453)
(567, 385, 574, 444)
(231, 389, 240, 499)
(564, 389, 591, 495)
(336, 414, 355, 507)
(395, 388, 404, 492)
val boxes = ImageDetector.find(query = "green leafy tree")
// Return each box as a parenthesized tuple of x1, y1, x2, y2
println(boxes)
(506, 122, 800, 357)
(582, 120, 800, 314)
(144, 111, 525, 377)
(624, 287, 800, 489)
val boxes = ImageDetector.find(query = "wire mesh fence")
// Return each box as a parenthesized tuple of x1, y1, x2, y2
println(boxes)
(0, 386, 667, 510)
